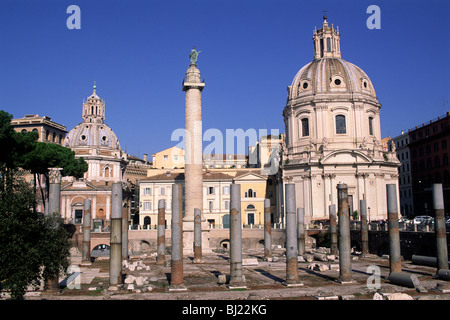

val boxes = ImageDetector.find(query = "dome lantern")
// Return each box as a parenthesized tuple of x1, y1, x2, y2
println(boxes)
(313, 15, 341, 59)
(82, 82, 106, 123)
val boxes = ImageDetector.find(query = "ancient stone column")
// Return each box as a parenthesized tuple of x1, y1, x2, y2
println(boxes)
(264, 199, 272, 260)
(285, 184, 300, 286)
(156, 199, 166, 265)
(122, 205, 129, 260)
(432, 183, 448, 273)
(229, 184, 245, 288)
(182, 55, 208, 254)
(193, 208, 203, 263)
(360, 199, 369, 256)
(386, 184, 402, 274)
(297, 207, 305, 256)
(169, 184, 186, 291)
(81, 198, 91, 265)
(337, 184, 352, 283)
(47, 168, 63, 215)
(46, 167, 63, 292)
(329, 204, 338, 255)
(109, 182, 123, 290)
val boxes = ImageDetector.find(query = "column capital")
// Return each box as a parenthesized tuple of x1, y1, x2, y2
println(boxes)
(48, 168, 63, 184)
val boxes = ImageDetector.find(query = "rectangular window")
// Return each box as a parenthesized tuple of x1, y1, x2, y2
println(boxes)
(335, 115, 346, 134)
(144, 187, 152, 195)
(301, 118, 309, 137)
(326, 37, 331, 52)
(434, 143, 439, 152)
(209, 200, 214, 211)
(435, 157, 440, 168)
(443, 139, 447, 150)
(223, 186, 230, 194)
(163, 155, 168, 161)
(207, 186, 215, 195)
(160, 187, 165, 196)
(144, 201, 152, 210)
(427, 158, 432, 169)
(75, 210, 83, 224)
(173, 155, 178, 161)
(224, 200, 229, 210)
(368, 117, 374, 135)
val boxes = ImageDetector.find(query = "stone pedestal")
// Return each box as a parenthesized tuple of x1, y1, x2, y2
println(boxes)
(182, 221, 212, 255)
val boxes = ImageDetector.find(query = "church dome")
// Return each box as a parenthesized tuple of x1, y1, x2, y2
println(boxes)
(64, 85, 121, 151)
(289, 58, 377, 101)
(64, 122, 121, 150)
(287, 17, 378, 105)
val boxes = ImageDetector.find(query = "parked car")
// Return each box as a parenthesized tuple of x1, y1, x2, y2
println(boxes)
(413, 216, 433, 225)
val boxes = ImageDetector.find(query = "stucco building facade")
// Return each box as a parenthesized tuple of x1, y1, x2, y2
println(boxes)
(138, 168, 272, 229)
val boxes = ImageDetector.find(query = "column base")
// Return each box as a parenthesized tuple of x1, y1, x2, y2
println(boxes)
(335, 279, 356, 285)
(168, 284, 188, 292)
(284, 282, 304, 287)
(227, 284, 247, 290)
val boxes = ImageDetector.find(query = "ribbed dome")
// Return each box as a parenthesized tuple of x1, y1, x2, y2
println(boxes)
(64, 85, 121, 151)
(64, 122, 121, 150)
(288, 57, 377, 101)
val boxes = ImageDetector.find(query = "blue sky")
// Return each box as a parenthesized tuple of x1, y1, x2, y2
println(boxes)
(0, 0, 449, 159)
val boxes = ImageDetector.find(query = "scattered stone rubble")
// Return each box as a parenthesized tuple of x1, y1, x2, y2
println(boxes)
(122, 257, 154, 292)
(122, 259, 151, 272)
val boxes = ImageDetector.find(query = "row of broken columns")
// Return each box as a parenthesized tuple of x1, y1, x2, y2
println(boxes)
(281, 182, 450, 288)
(94, 181, 449, 291)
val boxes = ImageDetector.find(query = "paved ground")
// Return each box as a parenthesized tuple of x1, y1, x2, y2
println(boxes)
(7, 247, 449, 302)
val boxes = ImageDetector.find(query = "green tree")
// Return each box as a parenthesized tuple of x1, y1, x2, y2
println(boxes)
(0, 111, 77, 299)
(0, 171, 71, 299)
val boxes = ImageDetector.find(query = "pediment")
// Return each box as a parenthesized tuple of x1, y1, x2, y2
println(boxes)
(233, 171, 267, 181)
(321, 149, 372, 164)
(61, 180, 98, 191)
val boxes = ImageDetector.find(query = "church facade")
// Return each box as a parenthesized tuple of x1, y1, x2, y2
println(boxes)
(60, 85, 130, 229)
(281, 17, 400, 223)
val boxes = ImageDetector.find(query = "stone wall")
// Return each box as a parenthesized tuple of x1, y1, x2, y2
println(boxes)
(79, 228, 287, 254)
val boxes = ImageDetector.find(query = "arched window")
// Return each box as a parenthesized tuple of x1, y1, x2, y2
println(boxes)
(301, 118, 309, 137)
(246, 189, 256, 198)
(368, 117, 374, 136)
(335, 115, 346, 134)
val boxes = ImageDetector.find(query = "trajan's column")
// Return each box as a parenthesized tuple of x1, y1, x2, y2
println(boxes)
(182, 47, 211, 254)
